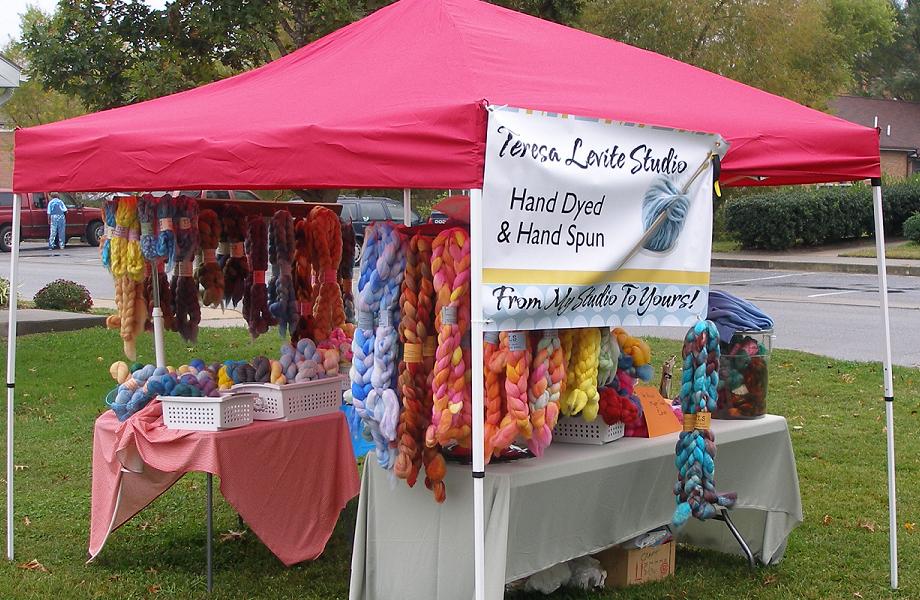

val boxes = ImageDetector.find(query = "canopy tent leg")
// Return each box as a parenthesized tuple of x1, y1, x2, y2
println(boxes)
(469, 188, 486, 600)
(403, 189, 412, 226)
(150, 264, 166, 368)
(871, 179, 897, 589)
(6, 193, 21, 561)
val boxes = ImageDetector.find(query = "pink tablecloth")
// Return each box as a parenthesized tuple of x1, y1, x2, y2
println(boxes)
(90, 401, 360, 566)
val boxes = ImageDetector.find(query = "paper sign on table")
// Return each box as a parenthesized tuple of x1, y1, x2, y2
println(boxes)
(635, 386, 681, 437)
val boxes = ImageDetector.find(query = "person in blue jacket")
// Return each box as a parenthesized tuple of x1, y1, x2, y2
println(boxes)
(47, 192, 68, 250)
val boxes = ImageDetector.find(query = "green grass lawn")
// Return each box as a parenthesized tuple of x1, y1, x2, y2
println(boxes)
(711, 239, 741, 253)
(839, 241, 920, 260)
(1, 327, 918, 599)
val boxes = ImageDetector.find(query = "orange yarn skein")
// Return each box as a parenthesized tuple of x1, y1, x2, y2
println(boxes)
(290, 218, 315, 345)
(308, 207, 345, 342)
(394, 234, 435, 487)
(491, 331, 532, 452)
(482, 331, 507, 462)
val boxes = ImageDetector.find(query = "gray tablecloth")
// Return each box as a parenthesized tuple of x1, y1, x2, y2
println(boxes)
(350, 415, 802, 600)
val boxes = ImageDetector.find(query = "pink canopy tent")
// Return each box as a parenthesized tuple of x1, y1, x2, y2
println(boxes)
(7, 0, 897, 595)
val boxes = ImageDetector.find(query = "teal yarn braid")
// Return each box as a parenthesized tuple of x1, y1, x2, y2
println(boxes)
(101, 198, 117, 271)
(642, 176, 690, 253)
(672, 320, 736, 528)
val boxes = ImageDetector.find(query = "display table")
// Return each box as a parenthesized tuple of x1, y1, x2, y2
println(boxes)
(90, 401, 360, 566)
(350, 415, 802, 600)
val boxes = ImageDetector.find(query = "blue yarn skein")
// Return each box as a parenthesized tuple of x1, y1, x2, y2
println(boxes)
(101, 199, 117, 271)
(156, 194, 176, 269)
(672, 320, 736, 529)
(642, 176, 690, 253)
(137, 194, 160, 260)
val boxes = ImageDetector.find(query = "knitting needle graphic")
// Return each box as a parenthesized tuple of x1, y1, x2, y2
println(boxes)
(609, 149, 716, 274)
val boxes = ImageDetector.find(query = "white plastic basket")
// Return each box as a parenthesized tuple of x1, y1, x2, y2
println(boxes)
(230, 375, 344, 421)
(553, 415, 625, 445)
(161, 392, 255, 432)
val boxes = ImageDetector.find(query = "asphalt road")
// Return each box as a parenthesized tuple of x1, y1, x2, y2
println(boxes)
(3, 243, 918, 366)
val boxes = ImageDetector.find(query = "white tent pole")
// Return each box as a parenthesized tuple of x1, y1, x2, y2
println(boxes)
(6, 193, 21, 561)
(402, 189, 411, 226)
(871, 179, 897, 589)
(469, 188, 486, 600)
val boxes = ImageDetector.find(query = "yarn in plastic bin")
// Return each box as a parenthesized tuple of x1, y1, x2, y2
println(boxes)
(559, 328, 600, 421)
(221, 205, 249, 307)
(308, 206, 345, 342)
(394, 234, 435, 486)
(596, 328, 620, 387)
(268, 210, 297, 336)
(243, 214, 275, 338)
(672, 320, 736, 528)
(364, 223, 405, 469)
(196, 209, 224, 308)
(642, 175, 689, 253)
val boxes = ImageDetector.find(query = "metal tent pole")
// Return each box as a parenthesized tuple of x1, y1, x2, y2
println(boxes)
(150, 263, 166, 368)
(6, 193, 21, 561)
(871, 178, 898, 589)
(402, 189, 412, 226)
(469, 188, 486, 600)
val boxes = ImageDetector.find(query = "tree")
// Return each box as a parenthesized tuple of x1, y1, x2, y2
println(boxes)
(578, 0, 896, 108)
(852, 0, 920, 100)
(1, 35, 85, 127)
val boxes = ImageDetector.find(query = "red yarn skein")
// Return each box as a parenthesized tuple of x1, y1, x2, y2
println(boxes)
(244, 214, 275, 339)
(221, 205, 249, 307)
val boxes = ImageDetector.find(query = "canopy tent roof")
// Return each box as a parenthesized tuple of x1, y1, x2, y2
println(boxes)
(13, 0, 879, 193)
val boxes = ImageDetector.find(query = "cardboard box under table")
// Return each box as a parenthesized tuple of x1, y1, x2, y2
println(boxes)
(350, 415, 802, 600)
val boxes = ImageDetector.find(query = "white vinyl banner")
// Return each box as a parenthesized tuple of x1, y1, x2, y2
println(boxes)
(481, 107, 728, 331)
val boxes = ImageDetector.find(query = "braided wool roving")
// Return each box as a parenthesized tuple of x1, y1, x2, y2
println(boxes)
(481, 331, 507, 463)
(613, 327, 654, 382)
(427, 227, 472, 449)
(394, 234, 435, 486)
(290, 218, 315, 344)
(598, 382, 640, 426)
(560, 328, 601, 421)
(596, 328, 620, 387)
(196, 209, 224, 308)
(350, 224, 384, 433)
(526, 330, 562, 457)
(491, 331, 532, 452)
(268, 210, 298, 336)
(672, 320, 737, 528)
(339, 218, 356, 323)
(221, 205, 249, 307)
(244, 214, 275, 338)
(171, 196, 201, 343)
(308, 206, 346, 342)
(295, 338, 324, 382)
(155, 194, 176, 269)
(364, 223, 405, 469)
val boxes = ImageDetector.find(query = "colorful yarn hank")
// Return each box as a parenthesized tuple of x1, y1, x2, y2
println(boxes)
(642, 175, 690, 253)
(221, 205, 249, 307)
(395, 234, 436, 487)
(196, 209, 224, 308)
(596, 328, 620, 387)
(137, 194, 160, 260)
(290, 218, 315, 345)
(339, 217, 356, 323)
(491, 331, 532, 452)
(482, 331, 507, 463)
(268, 210, 297, 336)
(109, 196, 145, 359)
(526, 330, 562, 457)
(350, 224, 384, 451)
(672, 320, 737, 528)
(171, 196, 201, 343)
(243, 214, 275, 338)
(613, 327, 654, 382)
(427, 227, 473, 450)
(559, 328, 601, 421)
(155, 194, 176, 269)
(100, 198, 116, 270)
(308, 206, 345, 343)
(364, 222, 405, 470)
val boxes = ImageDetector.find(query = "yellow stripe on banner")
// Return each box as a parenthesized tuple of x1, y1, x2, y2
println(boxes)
(482, 268, 710, 286)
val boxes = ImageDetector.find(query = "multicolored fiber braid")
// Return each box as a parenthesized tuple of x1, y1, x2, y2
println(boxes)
(268, 210, 297, 336)
(308, 206, 345, 342)
(110, 196, 145, 359)
(339, 217, 356, 323)
(196, 209, 224, 308)
(364, 223, 405, 469)
(101, 198, 116, 270)
(170, 196, 201, 343)
(350, 224, 384, 454)
(290, 218, 314, 345)
(395, 234, 435, 487)
(560, 328, 601, 421)
(427, 227, 472, 449)
(243, 214, 275, 339)
(559, 329, 576, 398)
(221, 205, 249, 307)
(137, 194, 160, 260)
(491, 331, 532, 451)
(596, 328, 620, 387)
(613, 327, 654, 382)
(598, 382, 640, 426)
(155, 194, 176, 269)
(526, 330, 562, 457)
(482, 331, 507, 463)
(672, 320, 736, 528)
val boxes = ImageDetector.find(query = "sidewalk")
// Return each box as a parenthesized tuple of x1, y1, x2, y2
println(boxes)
(712, 240, 920, 277)
(93, 299, 246, 328)
(0, 309, 107, 336)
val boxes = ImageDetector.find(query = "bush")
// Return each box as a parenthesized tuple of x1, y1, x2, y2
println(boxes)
(33, 279, 93, 312)
(724, 177, 920, 250)
(904, 213, 920, 244)
(0, 277, 15, 309)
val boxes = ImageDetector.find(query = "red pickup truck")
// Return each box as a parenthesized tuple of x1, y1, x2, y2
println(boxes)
(0, 189, 104, 252)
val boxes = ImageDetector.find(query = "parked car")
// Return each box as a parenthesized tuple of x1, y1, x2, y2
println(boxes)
(177, 190, 262, 201)
(0, 190, 105, 252)
(428, 210, 449, 224)
(337, 196, 421, 264)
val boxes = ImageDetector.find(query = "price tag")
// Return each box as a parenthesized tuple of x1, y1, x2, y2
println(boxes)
(179, 217, 192, 230)
(158, 218, 174, 232)
(140, 222, 153, 236)
(252, 270, 266, 285)
(636, 386, 682, 437)
(542, 329, 558, 339)
(177, 260, 194, 277)
(404, 343, 422, 364)
(323, 269, 338, 284)
(508, 331, 527, 352)
(484, 331, 500, 344)
(202, 248, 217, 264)
(379, 309, 391, 328)
(357, 311, 375, 330)
(441, 305, 457, 325)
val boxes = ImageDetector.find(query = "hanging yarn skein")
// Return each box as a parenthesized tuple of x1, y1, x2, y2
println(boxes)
(394, 234, 436, 487)
(364, 223, 405, 470)
(427, 227, 473, 450)
(155, 194, 176, 269)
(137, 194, 160, 261)
(308, 206, 345, 343)
(526, 330, 563, 457)
(100, 198, 116, 270)
(244, 214, 275, 338)
(171, 196, 201, 343)
(196, 209, 224, 308)
(596, 328, 620, 387)
(290, 218, 315, 344)
(482, 331, 507, 463)
(110, 196, 146, 360)
(491, 331, 532, 452)
(268, 210, 298, 336)
(144, 261, 176, 332)
(672, 320, 737, 528)
(339, 218, 356, 324)
(221, 205, 249, 307)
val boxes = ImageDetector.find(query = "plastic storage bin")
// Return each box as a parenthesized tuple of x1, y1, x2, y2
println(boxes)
(230, 376, 344, 421)
(553, 415, 625, 444)
(161, 392, 255, 431)
(715, 329, 772, 419)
